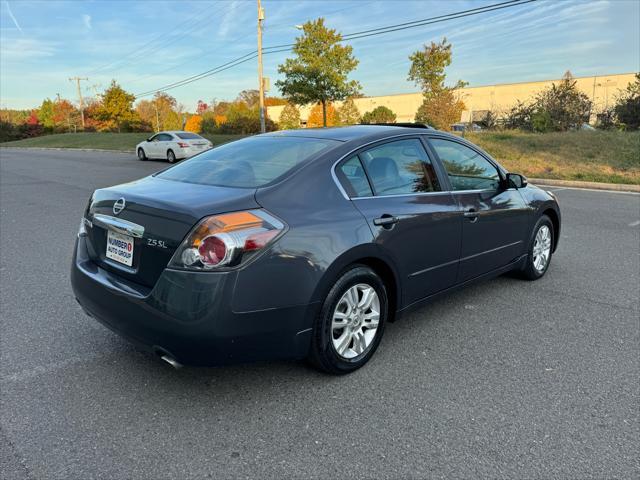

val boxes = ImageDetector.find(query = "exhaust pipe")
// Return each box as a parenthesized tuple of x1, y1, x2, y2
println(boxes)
(160, 355, 183, 369)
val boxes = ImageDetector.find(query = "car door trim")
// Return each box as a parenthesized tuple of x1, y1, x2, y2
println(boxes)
(459, 240, 523, 262)
(409, 258, 460, 277)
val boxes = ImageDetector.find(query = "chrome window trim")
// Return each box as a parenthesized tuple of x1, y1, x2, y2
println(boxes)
(330, 133, 503, 200)
(92, 214, 145, 238)
(331, 132, 441, 201)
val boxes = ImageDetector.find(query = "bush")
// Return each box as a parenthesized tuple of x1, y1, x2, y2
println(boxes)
(614, 73, 640, 130)
(504, 74, 592, 132)
(362, 106, 396, 124)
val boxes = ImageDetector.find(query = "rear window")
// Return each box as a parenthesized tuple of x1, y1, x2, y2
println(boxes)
(157, 136, 338, 188)
(176, 132, 202, 140)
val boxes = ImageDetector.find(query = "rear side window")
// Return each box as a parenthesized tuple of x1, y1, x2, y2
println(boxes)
(359, 138, 441, 196)
(429, 138, 500, 191)
(157, 136, 338, 188)
(176, 132, 202, 140)
(339, 156, 373, 197)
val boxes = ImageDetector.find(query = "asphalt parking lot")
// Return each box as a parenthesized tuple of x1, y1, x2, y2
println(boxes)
(1, 147, 638, 479)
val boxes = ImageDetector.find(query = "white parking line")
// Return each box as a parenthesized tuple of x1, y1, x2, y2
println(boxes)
(629, 220, 640, 227)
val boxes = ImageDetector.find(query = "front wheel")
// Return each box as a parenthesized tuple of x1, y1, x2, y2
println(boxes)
(137, 148, 147, 161)
(520, 215, 554, 280)
(309, 265, 387, 374)
(167, 149, 176, 163)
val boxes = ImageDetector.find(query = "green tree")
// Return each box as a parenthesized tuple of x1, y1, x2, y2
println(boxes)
(408, 38, 467, 130)
(614, 73, 640, 130)
(278, 103, 301, 130)
(97, 80, 136, 132)
(38, 99, 56, 129)
(533, 73, 591, 131)
(361, 106, 396, 124)
(276, 18, 361, 127)
(337, 98, 361, 125)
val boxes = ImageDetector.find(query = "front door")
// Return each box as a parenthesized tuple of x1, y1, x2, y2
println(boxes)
(337, 137, 462, 306)
(428, 137, 530, 283)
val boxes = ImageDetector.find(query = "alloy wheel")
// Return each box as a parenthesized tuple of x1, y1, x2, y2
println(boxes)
(331, 283, 380, 359)
(532, 225, 552, 272)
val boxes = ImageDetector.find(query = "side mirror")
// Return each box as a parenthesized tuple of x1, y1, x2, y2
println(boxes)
(506, 173, 527, 189)
(146, 138, 152, 142)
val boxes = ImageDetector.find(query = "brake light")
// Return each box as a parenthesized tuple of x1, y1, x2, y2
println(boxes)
(177, 142, 190, 148)
(169, 210, 285, 270)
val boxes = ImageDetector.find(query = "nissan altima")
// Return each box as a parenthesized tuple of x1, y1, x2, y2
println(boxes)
(71, 125, 560, 374)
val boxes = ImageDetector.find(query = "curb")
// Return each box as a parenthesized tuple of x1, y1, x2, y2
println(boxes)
(529, 177, 640, 193)
(0, 146, 135, 154)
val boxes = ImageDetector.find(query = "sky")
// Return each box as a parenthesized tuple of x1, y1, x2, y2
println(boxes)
(1, 0, 639, 111)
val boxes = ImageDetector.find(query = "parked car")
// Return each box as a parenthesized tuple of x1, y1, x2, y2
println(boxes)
(136, 131, 213, 163)
(451, 122, 482, 132)
(72, 125, 560, 374)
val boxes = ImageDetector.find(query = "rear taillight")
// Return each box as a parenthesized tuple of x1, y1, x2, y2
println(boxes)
(169, 210, 285, 270)
(177, 142, 189, 148)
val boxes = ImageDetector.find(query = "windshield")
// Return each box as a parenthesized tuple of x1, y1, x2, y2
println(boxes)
(157, 136, 338, 188)
(176, 132, 203, 140)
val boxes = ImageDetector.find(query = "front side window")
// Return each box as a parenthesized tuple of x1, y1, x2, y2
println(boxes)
(158, 135, 338, 188)
(429, 138, 500, 191)
(359, 139, 441, 196)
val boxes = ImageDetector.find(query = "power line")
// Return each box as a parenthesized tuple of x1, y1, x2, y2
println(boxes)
(134, 0, 536, 98)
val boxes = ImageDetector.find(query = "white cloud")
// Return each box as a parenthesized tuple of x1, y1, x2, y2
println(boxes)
(3, 0, 22, 33)
(82, 14, 91, 30)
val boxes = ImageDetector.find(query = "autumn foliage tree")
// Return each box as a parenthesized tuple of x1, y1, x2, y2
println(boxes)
(307, 103, 337, 127)
(276, 18, 361, 127)
(184, 115, 203, 133)
(409, 38, 467, 130)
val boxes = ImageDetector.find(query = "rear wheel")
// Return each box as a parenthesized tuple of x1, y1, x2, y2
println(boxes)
(137, 148, 147, 161)
(167, 149, 176, 163)
(309, 265, 387, 374)
(520, 215, 554, 280)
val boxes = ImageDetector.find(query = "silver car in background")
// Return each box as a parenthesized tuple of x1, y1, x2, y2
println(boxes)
(136, 131, 213, 163)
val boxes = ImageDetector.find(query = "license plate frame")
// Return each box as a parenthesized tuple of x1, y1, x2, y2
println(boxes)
(106, 230, 135, 267)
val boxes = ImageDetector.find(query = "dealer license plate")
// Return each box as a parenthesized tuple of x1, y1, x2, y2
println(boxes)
(106, 230, 134, 266)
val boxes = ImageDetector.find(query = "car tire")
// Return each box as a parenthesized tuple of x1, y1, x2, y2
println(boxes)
(167, 150, 176, 163)
(137, 148, 147, 161)
(519, 214, 554, 280)
(309, 265, 388, 374)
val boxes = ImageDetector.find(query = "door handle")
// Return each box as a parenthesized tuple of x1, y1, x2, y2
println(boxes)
(464, 208, 479, 223)
(373, 215, 400, 228)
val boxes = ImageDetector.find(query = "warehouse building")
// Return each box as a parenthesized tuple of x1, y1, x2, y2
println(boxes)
(267, 72, 636, 126)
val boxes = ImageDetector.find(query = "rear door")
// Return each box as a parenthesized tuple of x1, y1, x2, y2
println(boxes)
(337, 137, 461, 306)
(427, 137, 529, 282)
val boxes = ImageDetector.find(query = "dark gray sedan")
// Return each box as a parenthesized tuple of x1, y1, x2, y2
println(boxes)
(71, 125, 560, 374)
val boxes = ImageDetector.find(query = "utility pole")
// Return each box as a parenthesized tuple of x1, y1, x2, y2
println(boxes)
(257, 0, 266, 133)
(152, 102, 160, 132)
(69, 77, 88, 129)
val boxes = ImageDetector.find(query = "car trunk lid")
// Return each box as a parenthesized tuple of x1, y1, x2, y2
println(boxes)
(85, 176, 259, 287)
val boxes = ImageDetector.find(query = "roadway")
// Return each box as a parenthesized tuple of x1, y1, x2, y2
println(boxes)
(1, 148, 638, 479)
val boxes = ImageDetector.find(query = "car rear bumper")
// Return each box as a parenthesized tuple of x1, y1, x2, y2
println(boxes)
(70, 237, 313, 366)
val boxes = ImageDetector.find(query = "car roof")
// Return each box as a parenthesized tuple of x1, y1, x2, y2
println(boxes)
(263, 124, 465, 143)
